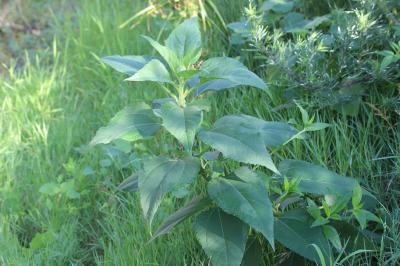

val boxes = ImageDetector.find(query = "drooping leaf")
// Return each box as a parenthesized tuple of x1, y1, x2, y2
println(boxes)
(211, 115, 298, 148)
(39, 182, 60, 196)
(195, 208, 248, 266)
(160, 102, 203, 151)
(142, 36, 183, 72)
(139, 156, 200, 224)
(150, 196, 211, 242)
(331, 221, 376, 251)
(275, 209, 332, 263)
(283, 12, 309, 33)
(323, 225, 342, 251)
(118, 173, 139, 192)
(102, 55, 153, 75)
(196, 57, 267, 94)
(125, 59, 173, 83)
(261, 0, 294, 13)
(199, 115, 279, 173)
(166, 18, 202, 67)
(90, 102, 161, 145)
(241, 236, 264, 266)
(278, 160, 357, 196)
(208, 173, 274, 248)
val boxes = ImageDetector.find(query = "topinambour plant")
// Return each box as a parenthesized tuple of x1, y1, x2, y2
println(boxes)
(91, 18, 382, 265)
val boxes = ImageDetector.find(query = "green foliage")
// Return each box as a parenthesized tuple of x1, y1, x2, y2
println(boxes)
(93, 18, 382, 265)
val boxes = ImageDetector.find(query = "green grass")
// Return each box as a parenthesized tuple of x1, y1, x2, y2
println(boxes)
(0, 0, 399, 265)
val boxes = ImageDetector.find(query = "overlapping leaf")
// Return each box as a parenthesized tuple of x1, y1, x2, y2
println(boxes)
(102, 55, 154, 75)
(160, 103, 203, 151)
(125, 59, 172, 83)
(199, 115, 289, 173)
(139, 156, 200, 224)
(275, 209, 332, 263)
(278, 160, 358, 196)
(90, 102, 161, 145)
(165, 18, 202, 67)
(196, 57, 267, 94)
(208, 170, 274, 248)
(195, 208, 248, 266)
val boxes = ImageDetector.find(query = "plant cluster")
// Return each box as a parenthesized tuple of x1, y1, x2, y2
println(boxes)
(91, 19, 382, 265)
(228, 0, 400, 115)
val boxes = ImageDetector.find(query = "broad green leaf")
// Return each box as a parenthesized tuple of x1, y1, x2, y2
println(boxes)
(279, 160, 357, 196)
(139, 156, 200, 224)
(30, 230, 56, 249)
(241, 236, 264, 266)
(90, 102, 161, 145)
(323, 225, 342, 251)
(261, 0, 294, 13)
(125, 59, 173, 83)
(275, 209, 332, 263)
(196, 57, 267, 94)
(142, 36, 183, 72)
(211, 115, 298, 148)
(160, 102, 203, 151)
(150, 196, 211, 242)
(331, 221, 376, 251)
(166, 18, 202, 67)
(102, 55, 153, 75)
(199, 115, 279, 173)
(39, 182, 60, 196)
(195, 208, 248, 266)
(208, 174, 274, 248)
(283, 12, 308, 33)
(352, 184, 363, 208)
(118, 173, 138, 192)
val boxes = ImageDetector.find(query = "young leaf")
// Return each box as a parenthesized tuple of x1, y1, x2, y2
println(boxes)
(274, 209, 332, 263)
(142, 36, 183, 72)
(196, 57, 267, 94)
(207, 174, 275, 248)
(305, 123, 330, 132)
(125, 59, 173, 83)
(322, 225, 342, 251)
(199, 117, 279, 173)
(139, 156, 200, 225)
(160, 102, 203, 151)
(279, 160, 358, 196)
(90, 102, 161, 145)
(165, 18, 202, 67)
(195, 208, 248, 266)
(149, 196, 211, 242)
(102, 55, 154, 75)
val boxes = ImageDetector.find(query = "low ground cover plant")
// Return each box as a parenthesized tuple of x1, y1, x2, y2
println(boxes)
(91, 18, 382, 265)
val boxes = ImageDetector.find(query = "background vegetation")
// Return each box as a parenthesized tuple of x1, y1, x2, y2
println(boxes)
(0, 0, 398, 265)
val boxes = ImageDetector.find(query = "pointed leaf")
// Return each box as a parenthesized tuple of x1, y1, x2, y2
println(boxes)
(118, 173, 139, 192)
(275, 209, 332, 263)
(142, 36, 183, 72)
(196, 57, 267, 94)
(195, 208, 248, 266)
(166, 18, 202, 67)
(125, 59, 172, 83)
(279, 160, 358, 196)
(160, 102, 203, 151)
(150, 197, 211, 242)
(199, 115, 279, 173)
(90, 102, 161, 145)
(208, 173, 275, 248)
(331, 221, 376, 251)
(241, 236, 264, 266)
(139, 156, 200, 224)
(102, 55, 153, 75)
